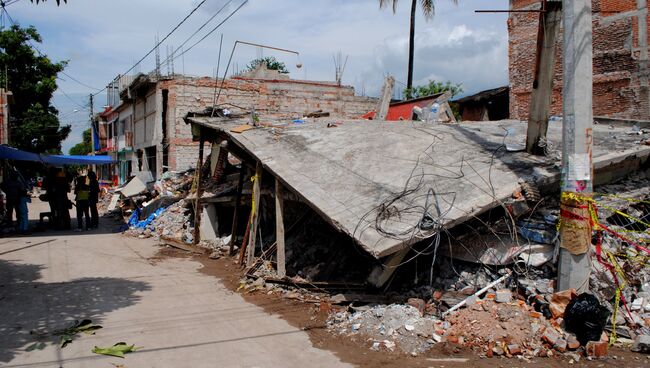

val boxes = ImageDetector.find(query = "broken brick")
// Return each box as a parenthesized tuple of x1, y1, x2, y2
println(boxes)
(542, 328, 560, 346)
(586, 341, 608, 358)
(554, 338, 567, 353)
(567, 334, 580, 350)
(530, 311, 542, 319)
(549, 289, 576, 318)
(507, 344, 522, 355)
(407, 298, 426, 316)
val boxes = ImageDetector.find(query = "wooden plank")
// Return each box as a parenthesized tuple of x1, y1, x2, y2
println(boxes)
(160, 235, 208, 255)
(193, 129, 205, 245)
(230, 124, 254, 134)
(275, 178, 286, 277)
(229, 168, 245, 255)
(375, 76, 394, 120)
(246, 162, 262, 266)
(526, 1, 562, 154)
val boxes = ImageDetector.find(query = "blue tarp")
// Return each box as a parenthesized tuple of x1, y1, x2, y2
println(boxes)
(127, 206, 166, 230)
(0, 145, 115, 165)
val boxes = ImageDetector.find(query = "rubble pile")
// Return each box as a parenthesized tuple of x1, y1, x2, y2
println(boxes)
(123, 199, 195, 243)
(324, 173, 650, 360)
(329, 304, 441, 355)
(120, 171, 197, 243)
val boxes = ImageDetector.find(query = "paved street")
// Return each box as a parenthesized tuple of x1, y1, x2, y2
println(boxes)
(0, 199, 350, 368)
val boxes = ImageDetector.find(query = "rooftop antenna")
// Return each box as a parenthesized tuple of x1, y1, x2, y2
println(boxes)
(212, 40, 301, 117)
(333, 51, 349, 86)
(155, 35, 161, 77)
(170, 45, 175, 76)
(165, 45, 171, 76)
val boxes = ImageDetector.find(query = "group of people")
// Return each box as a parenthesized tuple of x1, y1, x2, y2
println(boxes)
(42, 168, 100, 231)
(0, 167, 101, 233)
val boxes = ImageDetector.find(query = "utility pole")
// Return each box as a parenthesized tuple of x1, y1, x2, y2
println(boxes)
(89, 93, 96, 172)
(558, 0, 593, 293)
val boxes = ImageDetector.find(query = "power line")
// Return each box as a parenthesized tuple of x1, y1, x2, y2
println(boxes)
(167, 1, 248, 65)
(93, 0, 211, 97)
(56, 86, 89, 110)
(158, 0, 234, 68)
(58, 72, 101, 91)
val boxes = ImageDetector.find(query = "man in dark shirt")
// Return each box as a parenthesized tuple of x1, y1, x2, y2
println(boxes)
(87, 171, 100, 229)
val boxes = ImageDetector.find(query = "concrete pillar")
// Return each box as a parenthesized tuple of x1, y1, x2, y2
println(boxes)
(558, 0, 594, 293)
(526, 1, 562, 155)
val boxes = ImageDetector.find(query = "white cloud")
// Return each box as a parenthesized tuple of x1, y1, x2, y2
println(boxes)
(7, 0, 510, 148)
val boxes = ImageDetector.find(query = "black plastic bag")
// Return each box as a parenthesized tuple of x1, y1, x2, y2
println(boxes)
(564, 293, 610, 346)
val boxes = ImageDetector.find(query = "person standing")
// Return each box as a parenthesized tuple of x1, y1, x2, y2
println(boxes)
(53, 169, 71, 230)
(87, 171, 99, 229)
(17, 183, 30, 234)
(74, 174, 90, 231)
(1, 170, 20, 227)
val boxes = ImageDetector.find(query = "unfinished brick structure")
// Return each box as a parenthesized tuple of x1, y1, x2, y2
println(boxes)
(100, 70, 377, 182)
(161, 74, 377, 172)
(509, 0, 650, 120)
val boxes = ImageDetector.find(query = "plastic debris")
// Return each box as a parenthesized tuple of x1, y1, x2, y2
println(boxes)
(564, 293, 610, 346)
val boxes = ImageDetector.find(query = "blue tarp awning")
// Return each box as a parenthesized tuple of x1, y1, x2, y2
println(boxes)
(0, 145, 115, 165)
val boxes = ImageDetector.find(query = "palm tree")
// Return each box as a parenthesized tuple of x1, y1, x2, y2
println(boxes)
(380, 0, 457, 92)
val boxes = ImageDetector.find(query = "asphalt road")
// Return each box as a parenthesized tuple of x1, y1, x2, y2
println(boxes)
(0, 198, 350, 368)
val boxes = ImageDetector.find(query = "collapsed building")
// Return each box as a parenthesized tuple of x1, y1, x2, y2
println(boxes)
(181, 112, 650, 286)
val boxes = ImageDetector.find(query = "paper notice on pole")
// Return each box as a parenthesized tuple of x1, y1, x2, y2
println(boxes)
(567, 154, 591, 180)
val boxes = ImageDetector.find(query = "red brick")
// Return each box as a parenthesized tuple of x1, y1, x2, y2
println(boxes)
(586, 341, 609, 358)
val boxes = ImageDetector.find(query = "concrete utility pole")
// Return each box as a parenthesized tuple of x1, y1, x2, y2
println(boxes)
(89, 93, 95, 156)
(89, 93, 96, 173)
(558, 0, 593, 293)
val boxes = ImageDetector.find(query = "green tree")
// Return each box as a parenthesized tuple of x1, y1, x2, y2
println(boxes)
(245, 56, 289, 74)
(380, 0, 458, 90)
(0, 25, 70, 153)
(69, 129, 92, 156)
(404, 80, 463, 100)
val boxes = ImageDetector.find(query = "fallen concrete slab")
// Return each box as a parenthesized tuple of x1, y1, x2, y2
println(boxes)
(185, 117, 650, 261)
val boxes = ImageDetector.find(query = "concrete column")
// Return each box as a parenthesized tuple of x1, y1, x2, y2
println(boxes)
(558, 0, 593, 293)
(526, 1, 562, 155)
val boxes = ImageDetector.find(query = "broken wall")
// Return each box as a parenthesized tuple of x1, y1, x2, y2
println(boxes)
(509, 0, 650, 120)
(160, 76, 377, 172)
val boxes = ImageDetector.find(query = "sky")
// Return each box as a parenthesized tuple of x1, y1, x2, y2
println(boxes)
(4, 0, 509, 153)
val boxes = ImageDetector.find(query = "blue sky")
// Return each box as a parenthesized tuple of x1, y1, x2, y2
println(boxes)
(5, 0, 509, 153)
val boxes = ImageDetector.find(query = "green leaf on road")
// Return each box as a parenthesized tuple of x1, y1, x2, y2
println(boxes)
(92, 342, 140, 358)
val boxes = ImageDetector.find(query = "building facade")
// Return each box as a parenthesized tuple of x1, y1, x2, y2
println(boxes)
(509, 0, 650, 120)
(98, 69, 377, 184)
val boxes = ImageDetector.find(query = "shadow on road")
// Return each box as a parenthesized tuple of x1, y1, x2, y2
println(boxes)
(0, 259, 151, 363)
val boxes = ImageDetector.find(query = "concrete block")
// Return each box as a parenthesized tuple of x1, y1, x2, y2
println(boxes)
(631, 335, 650, 353)
(495, 289, 512, 303)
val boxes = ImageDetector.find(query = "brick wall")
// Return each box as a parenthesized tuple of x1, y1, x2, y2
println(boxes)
(509, 0, 650, 120)
(158, 76, 377, 172)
